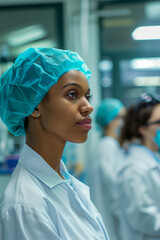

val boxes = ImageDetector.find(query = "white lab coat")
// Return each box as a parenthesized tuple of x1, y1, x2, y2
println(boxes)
(117, 144, 160, 240)
(87, 136, 125, 240)
(0, 144, 109, 240)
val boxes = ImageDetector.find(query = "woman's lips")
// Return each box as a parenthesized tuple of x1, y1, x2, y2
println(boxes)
(77, 118, 92, 130)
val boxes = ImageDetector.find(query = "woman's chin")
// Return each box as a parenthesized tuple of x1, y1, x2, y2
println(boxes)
(69, 136, 88, 144)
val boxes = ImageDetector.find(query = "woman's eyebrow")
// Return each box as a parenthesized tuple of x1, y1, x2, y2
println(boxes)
(61, 82, 90, 93)
(61, 83, 81, 89)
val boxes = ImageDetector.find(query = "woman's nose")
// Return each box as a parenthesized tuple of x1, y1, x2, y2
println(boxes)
(79, 98, 94, 115)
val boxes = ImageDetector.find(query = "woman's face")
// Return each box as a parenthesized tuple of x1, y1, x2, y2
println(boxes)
(38, 70, 93, 143)
(141, 104, 160, 149)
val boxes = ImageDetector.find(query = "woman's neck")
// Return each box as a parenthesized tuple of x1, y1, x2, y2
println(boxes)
(142, 139, 158, 152)
(104, 128, 117, 139)
(26, 130, 66, 178)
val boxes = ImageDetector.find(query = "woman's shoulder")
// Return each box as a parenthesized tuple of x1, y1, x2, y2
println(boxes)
(99, 136, 120, 150)
(0, 163, 46, 216)
(117, 145, 156, 181)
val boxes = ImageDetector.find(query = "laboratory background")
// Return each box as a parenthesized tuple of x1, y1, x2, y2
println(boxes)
(0, 0, 160, 198)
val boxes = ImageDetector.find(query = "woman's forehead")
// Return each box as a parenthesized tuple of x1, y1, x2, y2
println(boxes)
(57, 70, 89, 88)
(48, 70, 89, 95)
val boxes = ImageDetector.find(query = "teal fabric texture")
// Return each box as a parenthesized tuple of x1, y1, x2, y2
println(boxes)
(95, 98, 124, 127)
(0, 47, 92, 136)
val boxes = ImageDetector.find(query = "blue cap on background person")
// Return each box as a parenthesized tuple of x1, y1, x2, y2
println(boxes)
(95, 98, 124, 127)
(0, 47, 92, 136)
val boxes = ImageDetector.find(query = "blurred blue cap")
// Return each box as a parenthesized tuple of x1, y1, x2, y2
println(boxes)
(95, 98, 124, 127)
(0, 47, 92, 136)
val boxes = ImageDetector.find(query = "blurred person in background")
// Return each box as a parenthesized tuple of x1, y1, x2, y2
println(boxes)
(87, 98, 126, 240)
(0, 47, 109, 240)
(118, 93, 160, 240)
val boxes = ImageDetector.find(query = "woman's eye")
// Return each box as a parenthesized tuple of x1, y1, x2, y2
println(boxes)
(67, 91, 78, 99)
(86, 94, 92, 102)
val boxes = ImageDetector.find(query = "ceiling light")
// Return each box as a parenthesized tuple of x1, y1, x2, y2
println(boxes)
(130, 58, 160, 69)
(145, 2, 160, 20)
(134, 76, 160, 86)
(99, 60, 113, 71)
(21, 39, 56, 49)
(6, 24, 46, 47)
(132, 26, 160, 40)
(10, 39, 56, 56)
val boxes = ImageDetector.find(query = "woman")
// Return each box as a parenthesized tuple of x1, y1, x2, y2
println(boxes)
(118, 93, 160, 240)
(0, 47, 109, 239)
(87, 98, 126, 240)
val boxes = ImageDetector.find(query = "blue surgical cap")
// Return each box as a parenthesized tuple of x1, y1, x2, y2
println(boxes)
(0, 47, 92, 136)
(95, 98, 124, 127)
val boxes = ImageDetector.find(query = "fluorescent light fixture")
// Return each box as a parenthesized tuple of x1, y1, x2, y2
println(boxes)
(22, 39, 56, 49)
(130, 58, 160, 69)
(101, 77, 112, 88)
(132, 26, 160, 40)
(11, 39, 57, 56)
(134, 76, 160, 86)
(6, 24, 46, 47)
(145, 2, 160, 20)
(99, 60, 113, 71)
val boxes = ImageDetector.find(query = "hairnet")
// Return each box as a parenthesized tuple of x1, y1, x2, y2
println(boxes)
(0, 47, 92, 136)
(95, 98, 124, 127)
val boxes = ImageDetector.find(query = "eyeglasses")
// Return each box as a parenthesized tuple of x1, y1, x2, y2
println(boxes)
(147, 119, 160, 126)
(134, 93, 160, 112)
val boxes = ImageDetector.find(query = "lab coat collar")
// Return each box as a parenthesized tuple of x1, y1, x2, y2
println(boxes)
(128, 144, 160, 168)
(70, 174, 91, 209)
(18, 143, 71, 188)
(101, 136, 119, 146)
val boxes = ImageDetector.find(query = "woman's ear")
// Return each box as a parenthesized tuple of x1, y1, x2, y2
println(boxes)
(31, 108, 40, 118)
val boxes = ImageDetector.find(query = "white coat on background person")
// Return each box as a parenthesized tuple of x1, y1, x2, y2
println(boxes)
(87, 98, 126, 240)
(117, 93, 160, 240)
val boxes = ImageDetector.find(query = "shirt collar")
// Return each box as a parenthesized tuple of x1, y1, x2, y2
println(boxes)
(18, 143, 71, 188)
(129, 144, 160, 168)
(102, 136, 119, 146)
